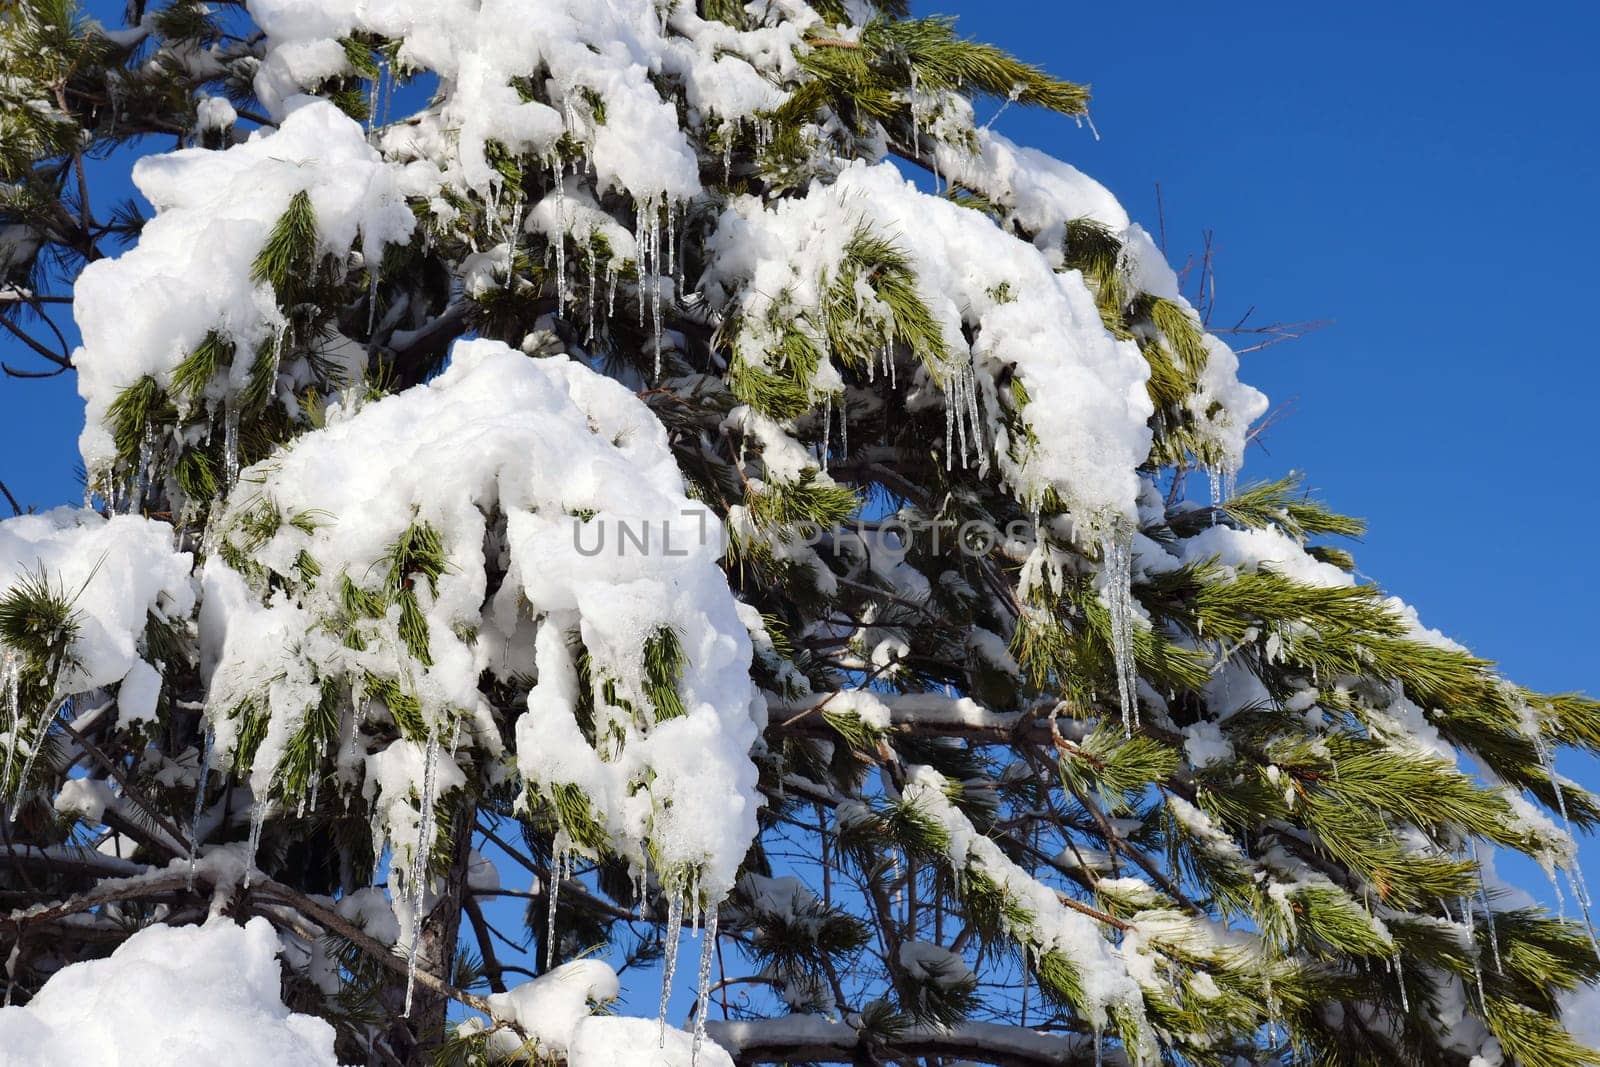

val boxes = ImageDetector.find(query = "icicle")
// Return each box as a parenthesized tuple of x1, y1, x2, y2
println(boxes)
(964, 366, 986, 473)
(307, 738, 326, 814)
(637, 203, 648, 330)
(665, 199, 676, 281)
(651, 201, 664, 377)
(1092, 1024, 1102, 1067)
(403, 730, 441, 1016)
(607, 265, 618, 320)
(819, 393, 832, 469)
(222, 401, 241, 491)
(1535, 732, 1600, 961)
(658, 891, 684, 1044)
(947, 369, 960, 463)
(1468, 838, 1503, 973)
(133, 422, 154, 514)
(187, 724, 214, 890)
(691, 903, 719, 1065)
(244, 789, 268, 889)
(369, 803, 386, 886)
(553, 162, 568, 310)
(1395, 951, 1409, 1012)
(585, 241, 598, 345)
(1102, 522, 1139, 733)
(380, 60, 394, 128)
(839, 393, 848, 460)
(546, 845, 565, 972)
(367, 260, 382, 337)
(943, 376, 955, 471)
(366, 65, 380, 134)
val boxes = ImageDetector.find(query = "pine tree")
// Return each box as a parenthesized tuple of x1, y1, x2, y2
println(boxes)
(2, 1, 1598, 1065)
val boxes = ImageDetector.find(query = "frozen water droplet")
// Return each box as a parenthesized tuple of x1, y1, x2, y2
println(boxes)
(1102, 523, 1138, 733)
(658, 891, 684, 1045)
(546, 845, 565, 973)
(188, 723, 213, 890)
(691, 903, 719, 1064)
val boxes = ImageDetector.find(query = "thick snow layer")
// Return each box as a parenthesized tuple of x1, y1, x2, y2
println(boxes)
(204, 339, 760, 894)
(570, 1015, 736, 1067)
(0, 918, 338, 1066)
(249, 0, 795, 201)
(483, 959, 619, 1059)
(0, 509, 193, 696)
(72, 99, 414, 475)
(703, 161, 1154, 524)
(933, 127, 1267, 473)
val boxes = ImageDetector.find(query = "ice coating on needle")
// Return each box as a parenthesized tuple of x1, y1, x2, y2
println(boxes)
(71, 99, 415, 474)
(900, 764, 1146, 1038)
(203, 339, 760, 895)
(0, 918, 339, 1066)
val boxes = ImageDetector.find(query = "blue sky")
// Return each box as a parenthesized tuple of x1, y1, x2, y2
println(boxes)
(930, 0, 1600, 898)
(3, 0, 1596, 919)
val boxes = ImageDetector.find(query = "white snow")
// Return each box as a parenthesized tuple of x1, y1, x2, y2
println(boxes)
(0, 509, 193, 697)
(0, 918, 338, 1066)
(204, 339, 760, 898)
(571, 1015, 736, 1067)
(72, 99, 415, 481)
(483, 959, 619, 1060)
(702, 161, 1154, 525)
(52, 776, 116, 824)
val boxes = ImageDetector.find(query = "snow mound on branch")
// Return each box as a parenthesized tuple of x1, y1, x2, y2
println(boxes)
(72, 98, 414, 475)
(0, 918, 338, 1067)
(571, 1016, 735, 1067)
(203, 339, 760, 894)
(703, 161, 1154, 524)
(0, 509, 193, 695)
(901, 764, 1146, 1038)
(935, 127, 1268, 473)
(249, 0, 798, 200)
(482, 959, 618, 1060)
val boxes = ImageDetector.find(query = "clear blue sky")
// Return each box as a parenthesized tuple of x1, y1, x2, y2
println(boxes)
(2, 1, 1596, 898)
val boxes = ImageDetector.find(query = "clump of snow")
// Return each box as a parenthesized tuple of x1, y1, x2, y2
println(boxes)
(898, 941, 973, 986)
(0, 918, 338, 1066)
(570, 1015, 736, 1067)
(204, 339, 760, 897)
(249, 0, 794, 202)
(933, 127, 1267, 474)
(702, 161, 1153, 526)
(195, 95, 237, 132)
(72, 99, 415, 478)
(0, 509, 193, 696)
(482, 959, 619, 1060)
(52, 776, 116, 824)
